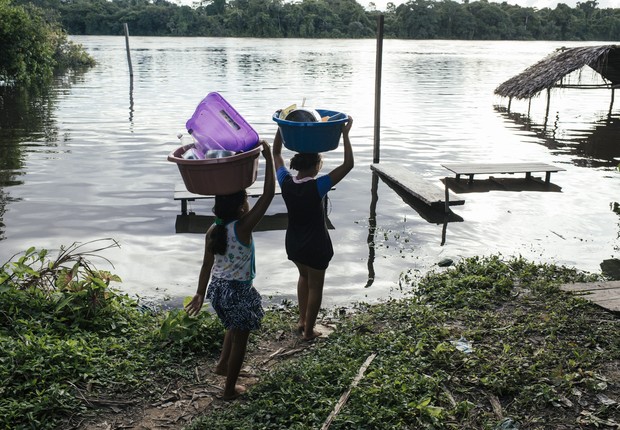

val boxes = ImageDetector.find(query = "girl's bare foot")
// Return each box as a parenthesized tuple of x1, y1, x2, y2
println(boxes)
(214, 365, 227, 376)
(302, 330, 321, 342)
(222, 384, 246, 400)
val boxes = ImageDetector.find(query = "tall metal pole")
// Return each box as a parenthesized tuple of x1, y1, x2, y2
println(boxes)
(373, 14, 384, 164)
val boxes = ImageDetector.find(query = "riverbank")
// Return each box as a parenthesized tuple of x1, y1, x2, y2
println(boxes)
(1, 246, 618, 429)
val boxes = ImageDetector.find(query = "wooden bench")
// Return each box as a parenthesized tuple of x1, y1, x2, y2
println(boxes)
(441, 162, 566, 184)
(174, 181, 334, 215)
(174, 182, 281, 215)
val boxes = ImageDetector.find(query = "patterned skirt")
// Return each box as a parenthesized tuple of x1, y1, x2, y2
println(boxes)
(206, 277, 264, 331)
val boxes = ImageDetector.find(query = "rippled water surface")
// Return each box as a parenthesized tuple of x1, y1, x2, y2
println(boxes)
(1, 37, 618, 308)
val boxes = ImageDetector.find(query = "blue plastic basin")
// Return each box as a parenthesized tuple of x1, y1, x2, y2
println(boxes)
(272, 109, 348, 153)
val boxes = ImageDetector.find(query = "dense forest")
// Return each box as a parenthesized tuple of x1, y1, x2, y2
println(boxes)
(12, 0, 620, 40)
(0, 0, 95, 84)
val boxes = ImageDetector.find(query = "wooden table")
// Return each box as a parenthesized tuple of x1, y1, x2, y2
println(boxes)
(441, 162, 566, 184)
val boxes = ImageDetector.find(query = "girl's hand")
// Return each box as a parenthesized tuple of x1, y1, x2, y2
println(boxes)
(185, 294, 205, 316)
(342, 116, 353, 135)
(260, 140, 272, 158)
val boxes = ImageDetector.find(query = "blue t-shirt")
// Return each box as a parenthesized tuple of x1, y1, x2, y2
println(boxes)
(277, 166, 332, 198)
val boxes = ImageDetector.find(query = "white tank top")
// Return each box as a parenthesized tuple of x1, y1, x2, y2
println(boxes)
(211, 221, 255, 282)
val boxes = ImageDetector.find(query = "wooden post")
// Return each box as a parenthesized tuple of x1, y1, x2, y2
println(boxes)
(507, 97, 512, 113)
(373, 14, 384, 164)
(123, 23, 133, 77)
(609, 88, 615, 117)
(544, 88, 551, 122)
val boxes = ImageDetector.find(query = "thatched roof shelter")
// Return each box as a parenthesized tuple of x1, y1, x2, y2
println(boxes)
(495, 45, 620, 100)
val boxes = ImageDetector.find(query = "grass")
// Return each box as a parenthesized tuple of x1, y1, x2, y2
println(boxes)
(1, 243, 618, 429)
(190, 255, 620, 429)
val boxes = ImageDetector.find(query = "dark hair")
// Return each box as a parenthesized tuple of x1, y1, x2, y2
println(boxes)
(208, 190, 247, 255)
(290, 153, 321, 171)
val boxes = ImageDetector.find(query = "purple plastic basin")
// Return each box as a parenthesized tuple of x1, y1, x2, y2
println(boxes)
(186, 92, 259, 153)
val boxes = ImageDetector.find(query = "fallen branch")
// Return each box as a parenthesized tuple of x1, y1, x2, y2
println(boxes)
(320, 353, 377, 430)
(84, 397, 137, 407)
(261, 346, 308, 365)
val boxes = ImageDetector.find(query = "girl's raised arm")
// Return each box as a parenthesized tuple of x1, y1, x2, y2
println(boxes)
(237, 140, 275, 240)
(327, 116, 354, 186)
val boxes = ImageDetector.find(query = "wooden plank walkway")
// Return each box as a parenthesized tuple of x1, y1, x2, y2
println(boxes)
(442, 162, 566, 184)
(371, 163, 465, 210)
(559, 280, 620, 313)
(174, 181, 334, 215)
(175, 212, 335, 234)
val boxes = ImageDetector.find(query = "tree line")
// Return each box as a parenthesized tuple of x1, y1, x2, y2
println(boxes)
(0, 0, 95, 85)
(13, 0, 620, 40)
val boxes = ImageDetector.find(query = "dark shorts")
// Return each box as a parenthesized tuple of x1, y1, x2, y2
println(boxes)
(206, 277, 264, 331)
(287, 250, 332, 271)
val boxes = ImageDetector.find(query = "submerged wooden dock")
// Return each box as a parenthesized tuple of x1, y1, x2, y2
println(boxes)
(559, 281, 620, 313)
(370, 163, 464, 211)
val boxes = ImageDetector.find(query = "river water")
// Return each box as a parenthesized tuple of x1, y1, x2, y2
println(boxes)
(1, 37, 618, 309)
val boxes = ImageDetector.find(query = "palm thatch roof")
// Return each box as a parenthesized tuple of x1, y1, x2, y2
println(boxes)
(495, 45, 620, 100)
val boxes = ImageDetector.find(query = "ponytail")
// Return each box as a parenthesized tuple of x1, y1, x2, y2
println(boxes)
(208, 190, 247, 255)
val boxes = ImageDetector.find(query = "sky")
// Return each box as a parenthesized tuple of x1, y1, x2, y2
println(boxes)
(367, 0, 617, 12)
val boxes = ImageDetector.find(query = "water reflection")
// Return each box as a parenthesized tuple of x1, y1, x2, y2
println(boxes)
(0, 85, 58, 239)
(129, 75, 134, 125)
(366, 173, 378, 288)
(495, 106, 620, 169)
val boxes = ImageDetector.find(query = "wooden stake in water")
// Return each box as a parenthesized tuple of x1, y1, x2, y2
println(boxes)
(124, 23, 133, 77)
(373, 15, 384, 164)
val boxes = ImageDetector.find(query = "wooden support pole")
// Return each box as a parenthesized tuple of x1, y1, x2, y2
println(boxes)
(373, 15, 384, 164)
(123, 23, 133, 77)
(444, 179, 450, 213)
(609, 88, 615, 117)
(544, 88, 551, 122)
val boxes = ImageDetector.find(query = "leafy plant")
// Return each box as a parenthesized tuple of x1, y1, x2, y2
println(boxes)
(0, 240, 222, 429)
(158, 298, 223, 354)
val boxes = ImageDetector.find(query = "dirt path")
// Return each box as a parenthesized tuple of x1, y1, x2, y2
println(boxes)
(76, 323, 335, 430)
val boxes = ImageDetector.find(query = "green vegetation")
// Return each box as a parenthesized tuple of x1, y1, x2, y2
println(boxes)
(2, 244, 618, 429)
(192, 255, 619, 429)
(15, 0, 620, 40)
(0, 240, 224, 429)
(0, 0, 95, 85)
